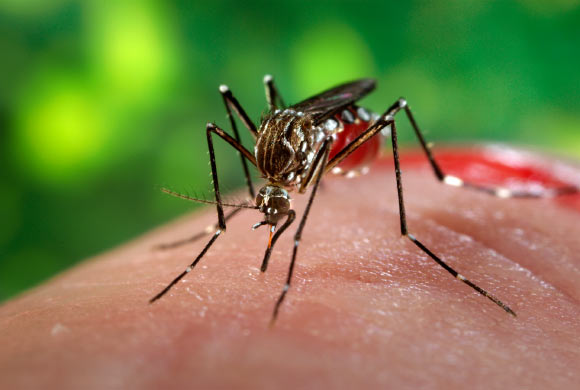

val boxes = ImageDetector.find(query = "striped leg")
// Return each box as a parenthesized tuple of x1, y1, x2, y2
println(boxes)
(263, 74, 286, 111)
(383, 98, 576, 198)
(155, 83, 259, 250)
(150, 123, 255, 303)
(326, 113, 517, 316)
(270, 137, 333, 325)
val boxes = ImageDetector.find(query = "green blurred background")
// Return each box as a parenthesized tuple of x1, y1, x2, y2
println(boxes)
(1, 0, 579, 302)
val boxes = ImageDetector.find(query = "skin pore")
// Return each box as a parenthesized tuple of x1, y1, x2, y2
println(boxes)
(0, 146, 579, 389)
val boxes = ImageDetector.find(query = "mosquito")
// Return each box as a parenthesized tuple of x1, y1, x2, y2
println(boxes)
(149, 75, 576, 324)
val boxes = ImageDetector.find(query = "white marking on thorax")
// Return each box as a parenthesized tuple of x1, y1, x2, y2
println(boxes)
(295, 124, 305, 142)
(262, 117, 273, 133)
(283, 116, 295, 135)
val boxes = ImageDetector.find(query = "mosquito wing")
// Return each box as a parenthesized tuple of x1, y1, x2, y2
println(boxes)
(290, 79, 376, 124)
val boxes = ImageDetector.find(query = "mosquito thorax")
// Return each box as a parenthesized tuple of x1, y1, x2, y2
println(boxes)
(255, 185, 291, 223)
(255, 109, 320, 186)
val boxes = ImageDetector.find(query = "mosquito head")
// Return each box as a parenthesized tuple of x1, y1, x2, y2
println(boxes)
(255, 185, 291, 224)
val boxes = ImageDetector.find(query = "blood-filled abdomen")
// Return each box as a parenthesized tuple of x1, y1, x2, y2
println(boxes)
(328, 106, 384, 174)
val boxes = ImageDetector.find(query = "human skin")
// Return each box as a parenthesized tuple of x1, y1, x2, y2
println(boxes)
(0, 146, 579, 390)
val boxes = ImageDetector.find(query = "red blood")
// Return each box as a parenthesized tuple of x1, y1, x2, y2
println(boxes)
(374, 147, 580, 213)
(329, 116, 383, 172)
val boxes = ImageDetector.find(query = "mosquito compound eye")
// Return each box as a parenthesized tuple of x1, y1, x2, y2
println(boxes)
(270, 195, 290, 215)
(256, 186, 291, 222)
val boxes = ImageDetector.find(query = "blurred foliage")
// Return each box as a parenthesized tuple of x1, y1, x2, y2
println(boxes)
(0, 0, 579, 301)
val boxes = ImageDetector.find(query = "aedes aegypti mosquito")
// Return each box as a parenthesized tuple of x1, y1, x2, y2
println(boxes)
(150, 75, 576, 324)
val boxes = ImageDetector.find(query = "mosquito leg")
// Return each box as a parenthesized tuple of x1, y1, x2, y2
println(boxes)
(325, 117, 389, 174)
(220, 85, 257, 198)
(154, 208, 242, 250)
(150, 229, 222, 303)
(270, 137, 333, 325)
(263, 74, 286, 111)
(154, 124, 257, 250)
(206, 122, 258, 225)
(260, 211, 296, 272)
(327, 98, 576, 197)
(387, 118, 516, 316)
(385, 98, 577, 198)
(325, 115, 516, 315)
(150, 123, 253, 302)
(219, 85, 258, 138)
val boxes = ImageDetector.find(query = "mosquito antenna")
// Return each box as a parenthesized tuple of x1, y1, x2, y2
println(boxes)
(161, 188, 259, 209)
